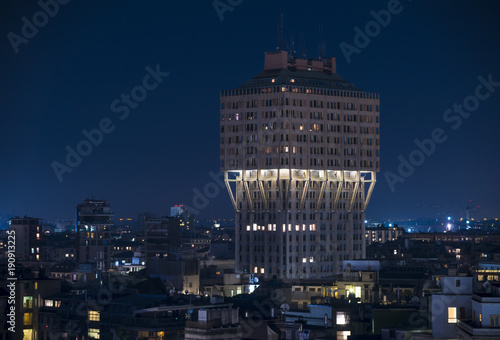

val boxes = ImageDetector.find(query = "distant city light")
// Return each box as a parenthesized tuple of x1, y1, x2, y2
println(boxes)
(388, 223, 393, 227)
(447, 223, 452, 231)
(364, 220, 368, 224)
(447, 216, 451, 221)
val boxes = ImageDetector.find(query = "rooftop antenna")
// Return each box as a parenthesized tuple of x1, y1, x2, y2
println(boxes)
(276, 12, 284, 51)
(318, 24, 326, 59)
(299, 31, 306, 58)
(290, 32, 296, 58)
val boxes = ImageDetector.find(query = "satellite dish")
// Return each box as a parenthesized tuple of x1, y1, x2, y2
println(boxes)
(254, 277, 259, 283)
(280, 303, 290, 312)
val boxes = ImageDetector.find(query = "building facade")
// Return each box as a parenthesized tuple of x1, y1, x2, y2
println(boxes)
(9, 217, 42, 261)
(365, 225, 404, 246)
(144, 216, 181, 262)
(220, 51, 380, 279)
(76, 199, 113, 271)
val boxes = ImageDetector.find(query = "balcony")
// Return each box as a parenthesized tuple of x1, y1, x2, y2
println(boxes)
(456, 319, 500, 338)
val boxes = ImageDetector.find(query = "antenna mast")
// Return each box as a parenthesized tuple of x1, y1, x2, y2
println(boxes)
(279, 12, 284, 51)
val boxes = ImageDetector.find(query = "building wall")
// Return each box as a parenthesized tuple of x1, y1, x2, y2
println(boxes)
(76, 199, 113, 271)
(472, 297, 500, 327)
(9, 217, 42, 261)
(365, 227, 404, 245)
(145, 217, 181, 262)
(432, 277, 473, 339)
(432, 294, 471, 339)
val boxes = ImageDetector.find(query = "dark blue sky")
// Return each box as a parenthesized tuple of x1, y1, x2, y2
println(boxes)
(1, 0, 499, 222)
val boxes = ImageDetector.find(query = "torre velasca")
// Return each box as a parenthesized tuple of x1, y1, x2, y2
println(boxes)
(220, 51, 380, 280)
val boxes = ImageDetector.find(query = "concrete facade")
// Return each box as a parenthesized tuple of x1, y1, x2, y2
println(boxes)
(220, 51, 380, 280)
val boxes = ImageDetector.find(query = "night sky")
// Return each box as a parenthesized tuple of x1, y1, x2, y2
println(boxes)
(1, 0, 499, 222)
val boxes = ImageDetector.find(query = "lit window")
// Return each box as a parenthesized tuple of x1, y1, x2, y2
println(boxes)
(23, 296, 33, 309)
(24, 313, 33, 326)
(337, 330, 351, 340)
(448, 307, 457, 323)
(336, 312, 348, 325)
(88, 328, 100, 339)
(89, 311, 100, 322)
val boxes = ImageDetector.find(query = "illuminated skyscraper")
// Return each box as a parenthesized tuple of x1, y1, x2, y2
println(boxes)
(220, 51, 380, 279)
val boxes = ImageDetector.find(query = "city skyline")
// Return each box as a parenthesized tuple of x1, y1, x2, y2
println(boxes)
(1, 1, 500, 222)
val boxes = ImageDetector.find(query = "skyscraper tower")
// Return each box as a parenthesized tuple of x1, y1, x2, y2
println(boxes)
(220, 51, 380, 279)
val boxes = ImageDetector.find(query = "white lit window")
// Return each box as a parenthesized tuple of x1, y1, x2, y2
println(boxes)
(336, 312, 348, 325)
(246, 225, 250, 231)
(355, 286, 361, 299)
